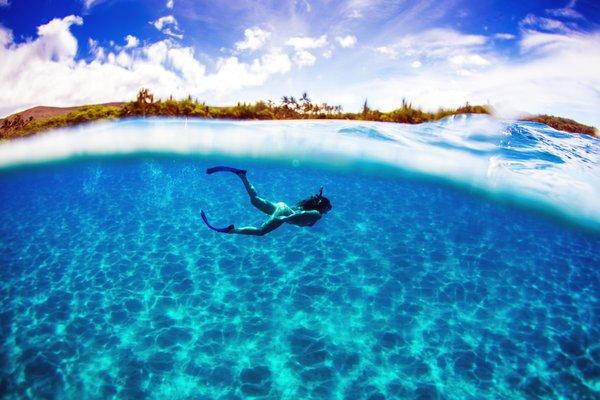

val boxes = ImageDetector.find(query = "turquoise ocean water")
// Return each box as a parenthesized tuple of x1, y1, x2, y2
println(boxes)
(0, 116, 599, 399)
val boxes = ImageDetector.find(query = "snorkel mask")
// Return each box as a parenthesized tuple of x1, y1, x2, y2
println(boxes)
(313, 187, 332, 212)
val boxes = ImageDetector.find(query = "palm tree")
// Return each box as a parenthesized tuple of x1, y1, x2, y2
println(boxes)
(289, 96, 299, 114)
(300, 92, 313, 115)
(136, 88, 154, 116)
(300, 92, 311, 115)
(362, 99, 370, 117)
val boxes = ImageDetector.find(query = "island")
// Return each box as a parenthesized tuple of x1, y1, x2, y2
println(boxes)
(0, 89, 597, 140)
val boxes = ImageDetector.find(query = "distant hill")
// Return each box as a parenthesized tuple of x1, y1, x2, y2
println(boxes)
(0, 103, 125, 139)
(1, 103, 125, 123)
(521, 114, 597, 137)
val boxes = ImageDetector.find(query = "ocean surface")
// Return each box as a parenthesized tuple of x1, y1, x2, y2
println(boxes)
(0, 116, 599, 399)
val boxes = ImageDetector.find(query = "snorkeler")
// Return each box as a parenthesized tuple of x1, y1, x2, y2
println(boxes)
(201, 166, 332, 236)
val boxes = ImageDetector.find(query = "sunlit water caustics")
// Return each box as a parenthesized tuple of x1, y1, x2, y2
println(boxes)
(0, 117, 599, 399)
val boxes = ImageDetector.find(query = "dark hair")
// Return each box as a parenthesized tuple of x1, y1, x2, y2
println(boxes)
(297, 187, 332, 213)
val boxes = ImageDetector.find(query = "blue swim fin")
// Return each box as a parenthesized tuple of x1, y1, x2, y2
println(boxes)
(206, 166, 247, 175)
(201, 210, 234, 233)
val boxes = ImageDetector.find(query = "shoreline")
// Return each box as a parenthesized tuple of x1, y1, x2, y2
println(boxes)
(1, 90, 597, 140)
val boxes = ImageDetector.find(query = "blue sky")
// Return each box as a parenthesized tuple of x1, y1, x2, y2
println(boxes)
(1, 0, 600, 125)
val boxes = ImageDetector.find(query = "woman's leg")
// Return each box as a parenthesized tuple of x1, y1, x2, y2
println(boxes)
(237, 173, 277, 215)
(230, 216, 284, 236)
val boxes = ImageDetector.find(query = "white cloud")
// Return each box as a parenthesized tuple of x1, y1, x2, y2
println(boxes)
(286, 35, 327, 50)
(235, 27, 271, 51)
(33, 15, 84, 62)
(375, 46, 397, 59)
(0, 0, 10, 7)
(124, 35, 139, 48)
(166, 0, 174, 9)
(374, 29, 492, 76)
(343, 0, 389, 19)
(153, 15, 174, 30)
(402, 29, 487, 57)
(88, 38, 105, 60)
(336, 35, 357, 48)
(546, 0, 583, 19)
(151, 15, 183, 39)
(376, 29, 487, 61)
(82, 0, 102, 9)
(494, 33, 516, 40)
(519, 30, 585, 54)
(323, 49, 332, 58)
(0, 25, 13, 46)
(207, 51, 292, 91)
(348, 9, 362, 19)
(115, 51, 131, 68)
(546, 7, 582, 19)
(0, 16, 293, 117)
(301, 0, 311, 12)
(520, 14, 572, 33)
(255, 50, 292, 74)
(449, 54, 490, 67)
(293, 50, 316, 67)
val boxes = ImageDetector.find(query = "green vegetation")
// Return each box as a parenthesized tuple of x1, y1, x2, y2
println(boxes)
(120, 89, 348, 120)
(359, 98, 490, 124)
(1, 88, 594, 139)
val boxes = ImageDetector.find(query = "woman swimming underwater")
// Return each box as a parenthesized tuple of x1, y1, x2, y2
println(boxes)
(201, 166, 332, 236)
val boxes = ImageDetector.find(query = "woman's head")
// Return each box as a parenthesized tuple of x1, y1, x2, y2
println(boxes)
(297, 187, 332, 214)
